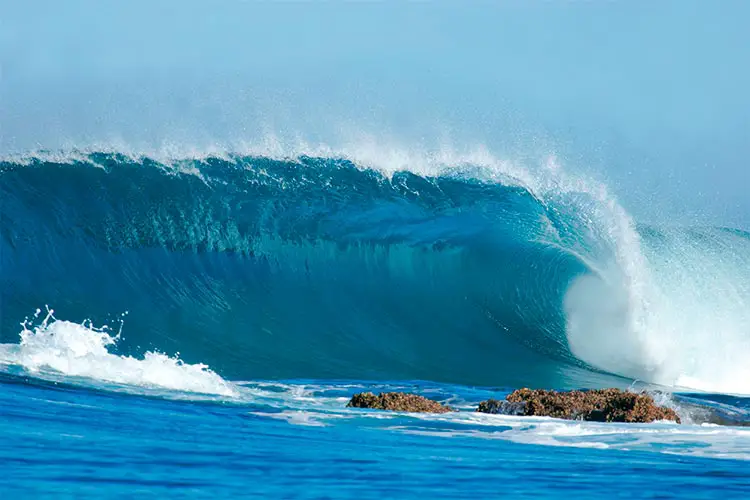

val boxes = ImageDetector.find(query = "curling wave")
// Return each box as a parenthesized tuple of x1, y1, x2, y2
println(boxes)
(1, 150, 749, 393)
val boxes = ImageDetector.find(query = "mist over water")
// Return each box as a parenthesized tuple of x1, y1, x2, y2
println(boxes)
(3, 1, 750, 226)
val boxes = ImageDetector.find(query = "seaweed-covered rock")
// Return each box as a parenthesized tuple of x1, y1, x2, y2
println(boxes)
(477, 388, 680, 423)
(347, 392, 453, 413)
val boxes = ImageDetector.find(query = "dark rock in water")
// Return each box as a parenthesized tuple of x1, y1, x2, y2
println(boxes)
(670, 395, 750, 427)
(347, 392, 453, 413)
(475, 398, 526, 416)
(476, 388, 681, 424)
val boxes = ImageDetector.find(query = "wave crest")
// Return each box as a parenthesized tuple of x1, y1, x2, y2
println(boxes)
(1, 150, 749, 394)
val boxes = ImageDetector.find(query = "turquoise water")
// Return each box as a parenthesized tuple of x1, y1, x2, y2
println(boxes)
(2, 153, 750, 497)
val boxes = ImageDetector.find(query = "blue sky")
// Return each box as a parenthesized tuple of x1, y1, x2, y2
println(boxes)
(2, 1, 748, 226)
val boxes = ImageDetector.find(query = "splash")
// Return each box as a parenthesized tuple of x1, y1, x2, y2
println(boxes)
(0, 309, 238, 397)
(565, 225, 750, 395)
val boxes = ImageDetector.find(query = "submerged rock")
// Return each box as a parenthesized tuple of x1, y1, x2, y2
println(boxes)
(347, 392, 453, 413)
(477, 388, 681, 423)
(668, 396, 750, 427)
(475, 399, 525, 416)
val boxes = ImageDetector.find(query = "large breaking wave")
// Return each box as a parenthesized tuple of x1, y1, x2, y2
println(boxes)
(1, 149, 749, 393)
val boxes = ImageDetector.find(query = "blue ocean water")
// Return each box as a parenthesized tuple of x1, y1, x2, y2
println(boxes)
(2, 152, 750, 497)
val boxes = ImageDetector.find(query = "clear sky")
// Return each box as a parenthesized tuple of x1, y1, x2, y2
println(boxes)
(1, 1, 748, 227)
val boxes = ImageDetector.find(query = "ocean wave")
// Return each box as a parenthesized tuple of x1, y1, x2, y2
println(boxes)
(1, 150, 749, 393)
(0, 308, 238, 397)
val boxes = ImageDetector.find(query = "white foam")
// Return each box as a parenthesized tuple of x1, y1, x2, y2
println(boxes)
(0, 135, 537, 191)
(0, 310, 238, 397)
(249, 382, 750, 461)
(565, 225, 750, 395)
(406, 411, 750, 459)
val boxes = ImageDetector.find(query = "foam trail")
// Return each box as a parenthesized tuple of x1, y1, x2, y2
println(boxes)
(0, 309, 238, 397)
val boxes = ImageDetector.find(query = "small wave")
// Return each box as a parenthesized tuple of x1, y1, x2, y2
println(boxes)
(0, 309, 238, 397)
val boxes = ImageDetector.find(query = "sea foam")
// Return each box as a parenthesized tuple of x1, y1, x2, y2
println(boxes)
(0, 309, 238, 397)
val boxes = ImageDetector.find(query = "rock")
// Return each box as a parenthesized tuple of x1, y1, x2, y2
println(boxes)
(662, 396, 750, 427)
(347, 392, 453, 413)
(477, 388, 681, 423)
(475, 398, 525, 416)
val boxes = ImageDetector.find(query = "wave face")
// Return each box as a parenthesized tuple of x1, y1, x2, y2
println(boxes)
(1, 152, 749, 392)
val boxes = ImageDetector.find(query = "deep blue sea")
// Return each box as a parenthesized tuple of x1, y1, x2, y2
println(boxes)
(2, 153, 750, 498)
